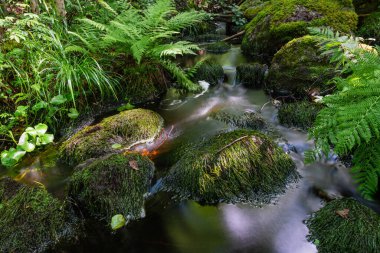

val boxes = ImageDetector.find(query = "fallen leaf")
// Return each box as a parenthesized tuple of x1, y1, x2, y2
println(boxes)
(336, 209, 349, 219)
(129, 160, 139, 170)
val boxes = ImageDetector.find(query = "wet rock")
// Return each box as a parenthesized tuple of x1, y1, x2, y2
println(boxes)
(193, 61, 224, 86)
(307, 198, 380, 253)
(68, 153, 155, 223)
(205, 41, 231, 54)
(0, 178, 80, 253)
(353, 0, 379, 15)
(236, 63, 267, 88)
(59, 109, 164, 166)
(241, 0, 358, 61)
(163, 129, 298, 204)
(358, 11, 380, 44)
(267, 35, 336, 98)
(278, 100, 323, 130)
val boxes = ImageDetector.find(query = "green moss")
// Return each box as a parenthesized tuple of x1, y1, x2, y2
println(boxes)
(267, 35, 336, 97)
(68, 153, 155, 223)
(307, 198, 380, 253)
(205, 41, 231, 54)
(236, 63, 268, 88)
(278, 101, 322, 130)
(241, 0, 358, 60)
(0, 178, 80, 253)
(59, 109, 164, 166)
(241, 0, 270, 19)
(163, 129, 298, 204)
(358, 12, 380, 44)
(193, 61, 224, 86)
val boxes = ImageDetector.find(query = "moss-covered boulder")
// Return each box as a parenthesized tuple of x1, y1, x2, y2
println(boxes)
(205, 41, 231, 54)
(0, 178, 80, 253)
(59, 109, 164, 166)
(163, 130, 298, 204)
(68, 153, 155, 223)
(278, 101, 322, 130)
(236, 63, 267, 88)
(193, 61, 224, 86)
(358, 12, 380, 44)
(267, 35, 336, 97)
(307, 198, 380, 253)
(241, 0, 270, 20)
(241, 0, 358, 61)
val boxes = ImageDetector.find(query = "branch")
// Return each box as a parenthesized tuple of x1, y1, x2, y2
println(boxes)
(216, 135, 249, 154)
(221, 30, 245, 42)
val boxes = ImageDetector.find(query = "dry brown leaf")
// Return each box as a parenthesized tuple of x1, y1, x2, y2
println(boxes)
(336, 209, 350, 219)
(129, 160, 139, 170)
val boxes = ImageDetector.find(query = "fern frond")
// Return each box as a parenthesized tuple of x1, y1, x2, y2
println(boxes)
(160, 60, 199, 91)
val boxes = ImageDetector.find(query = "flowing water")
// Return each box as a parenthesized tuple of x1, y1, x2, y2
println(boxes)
(0, 45, 356, 253)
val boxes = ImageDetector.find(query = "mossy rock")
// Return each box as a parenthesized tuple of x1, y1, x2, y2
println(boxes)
(59, 109, 164, 166)
(241, 0, 270, 20)
(163, 130, 298, 204)
(267, 35, 336, 97)
(236, 63, 268, 88)
(307, 198, 380, 253)
(358, 12, 380, 44)
(193, 61, 224, 86)
(205, 41, 231, 54)
(353, 0, 379, 15)
(241, 0, 358, 61)
(68, 153, 155, 223)
(0, 178, 80, 253)
(278, 101, 322, 130)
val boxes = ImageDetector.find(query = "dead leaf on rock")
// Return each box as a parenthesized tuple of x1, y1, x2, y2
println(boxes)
(336, 209, 349, 219)
(129, 160, 139, 170)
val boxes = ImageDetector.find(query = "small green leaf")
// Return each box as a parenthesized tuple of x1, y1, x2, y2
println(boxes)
(32, 101, 48, 112)
(18, 141, 36, 152)
(111, 214, 126, 230)
(117, 103, 135, 112)
(50, 95, 67, 105)
(38, 134, 54, 145)
(18, 132, 29, 146)
(314, 239, 320, 246)
(34, 123, 48, 135)
(25, 127, 38, 138)
(112, 143, 122, 149)
(68, 108, 79, 119)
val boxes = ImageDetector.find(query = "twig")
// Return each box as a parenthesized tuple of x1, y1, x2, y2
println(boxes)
(221, 30, 245, 42)
(216, 135, 249, 154)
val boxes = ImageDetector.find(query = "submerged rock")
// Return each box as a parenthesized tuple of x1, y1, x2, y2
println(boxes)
(278, 101, 322, 130)
(307, 198, 380, 253)
(241, 0, 357, 61)
(193, 61, 224, 86)
(59, 109, 164, 166)
(163, 130, 298, 204)
(236, 63, 267, 88)
(68, 153, 155, 223)
(205, 41, 231, 54)
(267, 35, 336, 98)
(0, 178, 80, 253)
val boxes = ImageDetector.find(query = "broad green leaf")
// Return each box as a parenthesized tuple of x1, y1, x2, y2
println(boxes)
(18, 132, 29, 145)
(50, 95, 67, 105)
(38, 134, 54, 145)
(117, 103, 135, 112)
(34, 123, 48, 135)
(32, 101, 48, 112)
(25, 127, 38, 137)
(112, 143, 122, 149)
(18, 141, 36, 152)
(111, 214, 126, 230)
(1, 148, 26, 167)
(68, 108, 79, 119)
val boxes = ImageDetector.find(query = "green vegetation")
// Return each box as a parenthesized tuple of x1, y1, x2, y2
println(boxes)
(59, 109, 163, 166)
(358, 12, 380, 44)
(241, 0, 358, 60)
(236, 63, 267, 88)
(68, 153, 155, 223)
(0, 177, 80, 253)
(278, 101, 322, 130)
(163, 130, 297, 203)
(205, 41, 231, 54)
(307, 198, 380, 253)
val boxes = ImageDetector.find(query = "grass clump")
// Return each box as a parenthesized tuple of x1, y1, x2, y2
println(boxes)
(192, 61, 224, 86)
(0, 178, 80, 253)
(236, 63, 268, 88)
(163, 129, 298, 204)
(205, 41, 232, 54)
(68, 153, 155, 223)
(59, 109, 164, 166)
(306, 198, 380, 253)
(278, 101, 322, 130)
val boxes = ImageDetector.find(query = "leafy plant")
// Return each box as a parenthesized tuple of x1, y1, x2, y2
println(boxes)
(307, 27, 380, 199)
(1, 123, 54, 167)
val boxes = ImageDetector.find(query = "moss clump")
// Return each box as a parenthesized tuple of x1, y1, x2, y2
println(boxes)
(278, 101, 322, 130)
(358, 12, 380, 44)
(0, 178, 80, 253)
(241, 0, 358, 61)
(205, 41, 231, 54)
(241, 0, 270, 20)
(307, 198, 380, 253)
(267, 35, 336, 97)
(68, 153, 155, 223)
(193, 61, 224, 86)
(236, 63, 268, 88)
(59, 109, 164, 166)
(163, 129, 298, 204)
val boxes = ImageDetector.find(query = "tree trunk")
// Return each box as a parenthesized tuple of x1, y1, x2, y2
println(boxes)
(55, 0, 66, 17)
(30, 0, 40, 14)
